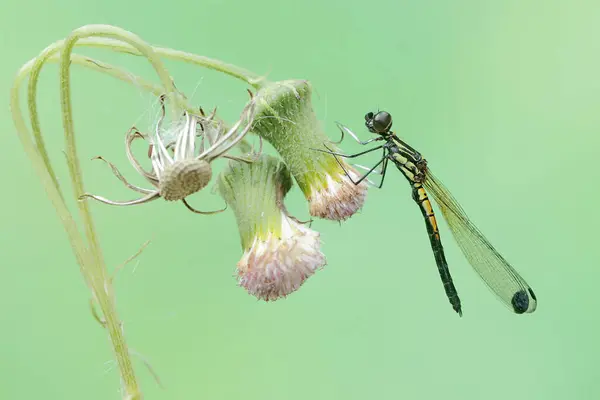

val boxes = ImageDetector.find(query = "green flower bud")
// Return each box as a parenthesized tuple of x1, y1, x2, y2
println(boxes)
(251, 80, 368, 221)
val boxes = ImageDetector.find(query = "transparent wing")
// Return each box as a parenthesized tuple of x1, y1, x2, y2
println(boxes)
(423, 169, 537, 313)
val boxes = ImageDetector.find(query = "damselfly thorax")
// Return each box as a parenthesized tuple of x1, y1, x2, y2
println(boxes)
(385, 135, 428, 183)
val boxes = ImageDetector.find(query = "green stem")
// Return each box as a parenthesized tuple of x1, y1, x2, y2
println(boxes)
(21, 36, 265, 89)
(12, 23, 264, 399)
(70, 54, 168, 101)
(21, 34, 263, 193)
(9, 71, 87, 275)
(150, 46, 266, 88)
(54, 53, 255, 152)
(10, 64, 111, 400)
(67, 37, 265, 89)
(16, 24, 181, 399)
(58, 24, 184, 398)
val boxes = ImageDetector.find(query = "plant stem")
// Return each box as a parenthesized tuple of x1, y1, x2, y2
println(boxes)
(58, 25, 177, 252)
(40, 53, 256, 153)
(58, 24, 185, 399)
(70, 54, 167, 100)
(21, 34, 264, 190)
(150, 46, 266, 88)
(67, 37, 266, 89)
(12, 24, 266, 399)
(10, 72, 87, 272)
(15, 23, 183, 399)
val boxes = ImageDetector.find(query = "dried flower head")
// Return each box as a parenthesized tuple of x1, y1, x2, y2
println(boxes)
(80, 94, 257, 214)
(250, 80, 368, 221)
(217, 154, 326, 300)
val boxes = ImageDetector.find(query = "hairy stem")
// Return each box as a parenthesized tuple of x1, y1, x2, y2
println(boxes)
(21, 35, 262, 189)
(67, 37, 265, 88)
(14, 24, 180, 399)
(12, 23, 266, 399)
(58, 24, 185, 399)
(10, 71, 87, 275)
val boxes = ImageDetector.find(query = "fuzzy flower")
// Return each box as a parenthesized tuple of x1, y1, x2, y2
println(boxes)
(217, 154, 326, 300)
(80, 95, 256, 214)
(250, 80, 368, 221)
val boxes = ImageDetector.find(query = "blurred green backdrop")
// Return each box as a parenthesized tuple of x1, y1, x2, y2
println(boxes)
(2, 1, 599, 399)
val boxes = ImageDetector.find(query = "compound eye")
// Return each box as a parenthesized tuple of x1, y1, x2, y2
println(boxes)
(372, 111, 392, 133)
(365, 112, 374, 121)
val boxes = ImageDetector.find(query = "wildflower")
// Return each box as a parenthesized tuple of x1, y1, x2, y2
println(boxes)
(217, 154, 326, 300)
(250, 80, 368, 221)
(80, 94, 256, 214)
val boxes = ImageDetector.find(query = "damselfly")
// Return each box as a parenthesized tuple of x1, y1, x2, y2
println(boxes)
(315, 111, 537, 316)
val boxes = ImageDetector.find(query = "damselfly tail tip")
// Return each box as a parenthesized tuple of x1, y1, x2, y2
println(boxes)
(511, 288, 537, 314)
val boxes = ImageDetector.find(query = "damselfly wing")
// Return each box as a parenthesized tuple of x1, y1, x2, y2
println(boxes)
(423, 168, 537, 314)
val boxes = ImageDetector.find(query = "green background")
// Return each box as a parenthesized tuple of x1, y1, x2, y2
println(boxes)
(2, 1, 599, 399)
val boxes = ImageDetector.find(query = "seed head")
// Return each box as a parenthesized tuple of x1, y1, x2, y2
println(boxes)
(159, 159, 212, 201)
(79, 94, 257, 214)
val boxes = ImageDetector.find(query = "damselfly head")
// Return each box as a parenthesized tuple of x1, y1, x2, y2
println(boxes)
(365, 111, 393, 135)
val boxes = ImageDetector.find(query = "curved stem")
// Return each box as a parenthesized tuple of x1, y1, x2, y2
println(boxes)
(17, 52, 177, 199)
(10, 59, 112, 400)
(9, 72, 87, 274)
(152, 46, 265, 88)
(71, 55, 168, 102)
(12, 24, 264, 399)
(70, 37, 265, 89)
(15, 24, 181, 399)
(19, 39, 258, 193)
(57, 25, 182, 398)
(57, 25, 178, 263)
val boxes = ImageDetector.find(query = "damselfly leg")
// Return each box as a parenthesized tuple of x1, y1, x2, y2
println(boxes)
(332, 122, 384, 145)
(313, 143, 389, 188)
(353, 162, 388, 189)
